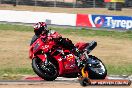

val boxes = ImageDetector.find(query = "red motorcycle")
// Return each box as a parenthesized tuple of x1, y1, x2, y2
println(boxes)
(29, 30, 107, 81)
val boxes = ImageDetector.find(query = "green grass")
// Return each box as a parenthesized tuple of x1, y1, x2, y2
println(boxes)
(0, 68, 35, 80)
(52, 27, 132, 40)
(106, 65, 132, 75)
(0, 65, 131, 76)
(0, 23, 132, 40)
(0, 67, 35, 80)
(0, 68, 34, 75)
(0, 64, 131, 79)
(0, 23, 32, 32)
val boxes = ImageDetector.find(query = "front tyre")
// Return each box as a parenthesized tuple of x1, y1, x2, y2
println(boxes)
(32, 57, 58, 81)
(79, 77, 91, 87)
(86, 55, 107, 79)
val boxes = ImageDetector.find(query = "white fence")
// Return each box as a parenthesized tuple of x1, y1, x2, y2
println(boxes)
(0, 10, 132, 30)
(0, 10, 76, 26)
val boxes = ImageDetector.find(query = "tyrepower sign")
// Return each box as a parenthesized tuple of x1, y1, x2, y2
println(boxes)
(104, 0, 125, 2)
(76, 14, 132, 30)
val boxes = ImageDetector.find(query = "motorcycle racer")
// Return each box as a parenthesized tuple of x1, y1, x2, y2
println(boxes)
(30, 22, 82, 67)
(30, 22, 48, 45)
(29, 22, 107, 80)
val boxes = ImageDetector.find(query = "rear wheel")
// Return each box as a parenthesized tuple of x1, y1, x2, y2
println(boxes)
(32, 57, 58, 81)
(86, 55, 107, 79)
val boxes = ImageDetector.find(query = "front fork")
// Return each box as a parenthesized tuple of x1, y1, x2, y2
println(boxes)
(79, 51, 91, 86)
(80, 50, 90, 78)
(79, 66, 91, 86)
(81, 66, 89, 78)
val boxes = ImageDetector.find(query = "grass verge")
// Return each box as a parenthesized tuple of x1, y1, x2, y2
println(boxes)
(106, 65, 132, 75)
(0, 23, 132, 40)
(0, 64, 131, 80)
(0, 68, 34, 80)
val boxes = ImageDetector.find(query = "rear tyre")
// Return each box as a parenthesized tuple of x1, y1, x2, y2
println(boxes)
(32, 57, 58, 81)
(86, 55, 107, 79)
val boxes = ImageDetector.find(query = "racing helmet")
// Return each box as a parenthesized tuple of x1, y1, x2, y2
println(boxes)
(34, 22, 48, 35)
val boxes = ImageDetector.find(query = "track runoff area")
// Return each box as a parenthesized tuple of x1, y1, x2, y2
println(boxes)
(24, 76, 132, 86)
(0, 76, 131, 87)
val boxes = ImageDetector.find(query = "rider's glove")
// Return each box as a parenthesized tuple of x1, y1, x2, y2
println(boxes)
(73, 47, 80, 57)
(75, 48, 80, 53)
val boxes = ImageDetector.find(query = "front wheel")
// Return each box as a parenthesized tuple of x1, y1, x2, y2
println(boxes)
(86, 55, 107, 79)
(79, 77, 91, 87)
(32, 57, 58, 81)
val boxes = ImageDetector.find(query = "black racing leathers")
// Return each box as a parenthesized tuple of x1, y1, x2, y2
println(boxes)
(30, 35, 39, 46)
(58, 37, 75, 50)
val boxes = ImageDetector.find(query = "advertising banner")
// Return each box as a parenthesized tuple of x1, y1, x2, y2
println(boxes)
(104, 0, 125, 2)
(0, 10, 131, 30)
(76, 14, 132, 30)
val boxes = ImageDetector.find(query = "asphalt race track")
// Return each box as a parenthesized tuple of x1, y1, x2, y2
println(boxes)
(0, 76, 131, 88)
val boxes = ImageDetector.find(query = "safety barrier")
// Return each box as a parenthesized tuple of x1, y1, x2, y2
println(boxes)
(76, 14, 132, 30)
(0, 10, 132, 30)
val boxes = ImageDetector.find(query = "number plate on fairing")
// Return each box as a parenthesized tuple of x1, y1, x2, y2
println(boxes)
(64, 54, 76, 69)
